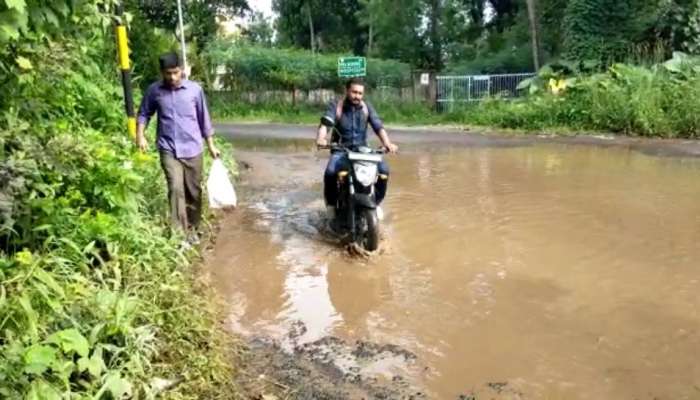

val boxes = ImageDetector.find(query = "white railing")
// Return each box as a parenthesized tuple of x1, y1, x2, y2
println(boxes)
(436, 73, 535, 111)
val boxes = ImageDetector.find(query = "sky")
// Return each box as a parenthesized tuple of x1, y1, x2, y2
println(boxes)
(223, 0, 275, 34)
(248, 0, 274, 18)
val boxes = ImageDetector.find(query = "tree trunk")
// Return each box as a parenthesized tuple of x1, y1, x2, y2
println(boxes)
(526, 0, 541, 70)
(368, 19, 373, 55)
(306, 2, 315, 54)
(428, 0, 443, 70)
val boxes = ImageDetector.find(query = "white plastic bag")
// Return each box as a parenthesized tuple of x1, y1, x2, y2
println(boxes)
(207, 159, 237, 209)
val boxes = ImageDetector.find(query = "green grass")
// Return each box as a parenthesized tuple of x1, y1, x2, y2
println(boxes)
(209, 93, 448, 126)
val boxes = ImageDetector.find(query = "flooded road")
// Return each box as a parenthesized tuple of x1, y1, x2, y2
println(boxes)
(207, 125, 700, 399)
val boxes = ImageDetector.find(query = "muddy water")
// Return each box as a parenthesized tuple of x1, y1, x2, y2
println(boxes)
(207, 137, 700, 399)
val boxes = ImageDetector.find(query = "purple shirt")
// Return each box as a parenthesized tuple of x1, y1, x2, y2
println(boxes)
(137, 79, 213, 159)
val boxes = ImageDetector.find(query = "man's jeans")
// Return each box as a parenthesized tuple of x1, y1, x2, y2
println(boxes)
(323, 151, 390, 206)
(160, 151, 203, 231)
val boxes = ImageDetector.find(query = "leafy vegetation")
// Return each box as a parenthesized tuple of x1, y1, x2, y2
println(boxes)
(209, 89, 446, 126)
(208, 1, 699, 138)
(267, 0, 700, 74)
(211, 52, 700, 139)
(459, 53, 700, 137)
(1, 2, 239, 398)
(1, 1, 699, 398)
(205, 41, 412, 92)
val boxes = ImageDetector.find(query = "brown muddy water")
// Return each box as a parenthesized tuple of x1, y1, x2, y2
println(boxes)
(206, 135, 700, 399)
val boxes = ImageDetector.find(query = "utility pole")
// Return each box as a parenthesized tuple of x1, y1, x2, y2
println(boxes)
(176, 0, 188, 74)
(115, 3, 136, 138)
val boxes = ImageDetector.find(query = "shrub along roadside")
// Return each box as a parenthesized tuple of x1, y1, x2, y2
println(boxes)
(203, 41, 413, 92)
(210, 54, 700, 139)
(458, 54, 700, 138)
(1, 39, 239, 400)
(208, 95, 447, 127)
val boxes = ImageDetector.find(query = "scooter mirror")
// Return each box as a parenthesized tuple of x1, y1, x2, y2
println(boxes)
(320, 116, 335, 127)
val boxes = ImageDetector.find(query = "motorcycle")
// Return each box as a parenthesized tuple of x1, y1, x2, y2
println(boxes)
(318, 123, 385, 252)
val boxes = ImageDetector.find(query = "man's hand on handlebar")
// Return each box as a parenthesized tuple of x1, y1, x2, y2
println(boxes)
(384, 142, 399, 154)
(316, 137, 328, 149)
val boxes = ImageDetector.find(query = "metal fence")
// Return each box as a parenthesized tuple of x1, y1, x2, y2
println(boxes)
(211, 70, 433, 106)
(436, 73, 535, 112)
(209, 71, 535, 110)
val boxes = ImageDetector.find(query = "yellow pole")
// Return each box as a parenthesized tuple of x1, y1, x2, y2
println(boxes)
(115, 4, 136, 139)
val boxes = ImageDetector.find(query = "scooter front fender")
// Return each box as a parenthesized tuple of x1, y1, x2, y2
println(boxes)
(353, 193, 377, 209)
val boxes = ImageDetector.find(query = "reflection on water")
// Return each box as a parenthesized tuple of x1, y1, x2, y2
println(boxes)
(207, 142, 700, 399)
(277, 236, 342, 346)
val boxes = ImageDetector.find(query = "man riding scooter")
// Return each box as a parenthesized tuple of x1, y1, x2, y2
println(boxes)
(316, 78, 399, 224)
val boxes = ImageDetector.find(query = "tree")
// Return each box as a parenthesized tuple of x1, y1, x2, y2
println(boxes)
(525, 0, 541, 69)
(487, 0, 520, 32)
(305, 1, 316, 53)
(357, 0, 382, 55)
(654, 0, 700, 54)
(360, 0, 425, 63)
(424, 0, 445, 70)
(563, 0, 663, 64)
(0, 0, 114, 97)
(131, 0, 249, 50)
(539, 0, 568, 59)
(273, 0, 366, 53)
(241, 11, 274, 47)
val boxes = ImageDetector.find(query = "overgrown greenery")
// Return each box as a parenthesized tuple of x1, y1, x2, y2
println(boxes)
(460, 53, 700, 137)
(1, 2, 239, 398)
(204, 40, 412, 92)
(268, 0, 700, 74)
(211, 52, 700, 139)
(209, 95, 446, 126)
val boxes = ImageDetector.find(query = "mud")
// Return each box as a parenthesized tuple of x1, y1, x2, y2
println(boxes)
(234, 328, 425, 399)
(206, 125, 700, 399)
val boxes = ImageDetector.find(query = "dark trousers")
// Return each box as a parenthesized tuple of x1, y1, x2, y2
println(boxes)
(159, 151, 203, 231)
(323, 152, 390, 206)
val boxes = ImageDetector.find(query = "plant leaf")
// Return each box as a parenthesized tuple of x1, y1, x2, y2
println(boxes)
(33, 268, 64, 297)
(5, 0, 26, 12)
(516, 77, 534, 91)
(18, 294, 38, 340)
(26, 380, 61, 400)
(100, 373, 133, 399)
(47, 328, 90, 357)
(24, 345, 57, 375)
(16, 56, 32, 70)
(78, 347, 105, 377)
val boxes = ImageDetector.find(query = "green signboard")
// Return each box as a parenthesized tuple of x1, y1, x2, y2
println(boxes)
(338, 56, 366, 78)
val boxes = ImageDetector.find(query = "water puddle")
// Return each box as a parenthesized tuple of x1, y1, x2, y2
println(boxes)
(206, 135, 700, 399)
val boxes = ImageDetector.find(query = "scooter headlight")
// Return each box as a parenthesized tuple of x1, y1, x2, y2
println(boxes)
(353, 162, 378, 187)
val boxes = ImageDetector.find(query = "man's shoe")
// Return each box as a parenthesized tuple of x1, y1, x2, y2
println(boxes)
(186, 232, 200, 246)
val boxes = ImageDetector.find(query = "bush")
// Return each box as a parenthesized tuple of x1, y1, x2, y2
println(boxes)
(460, 54, 700, 138)
(1, 24, 237, 400)
(203, 40, 413, 92)
(209, 93, 442, 126)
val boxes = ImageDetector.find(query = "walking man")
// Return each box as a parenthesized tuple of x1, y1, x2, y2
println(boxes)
(136, 52, 220, 242)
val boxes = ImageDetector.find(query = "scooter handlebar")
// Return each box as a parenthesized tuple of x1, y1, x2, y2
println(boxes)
(316, 143, 387, 153)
